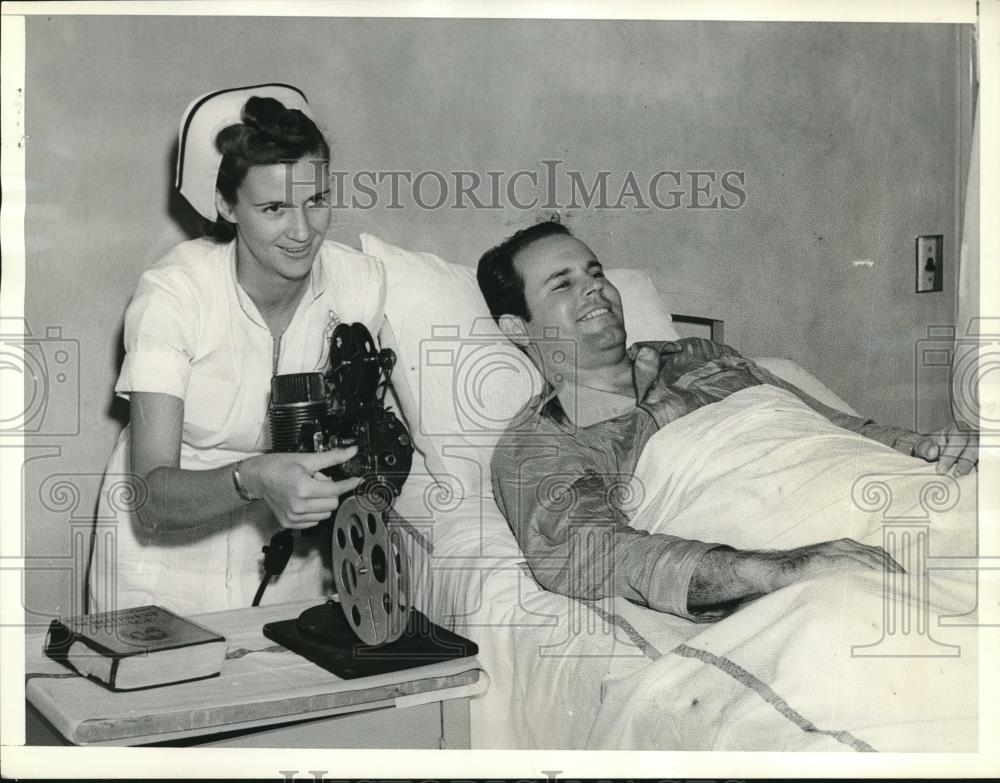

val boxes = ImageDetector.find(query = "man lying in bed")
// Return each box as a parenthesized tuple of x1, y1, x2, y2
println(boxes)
(477, 219, 978, 621)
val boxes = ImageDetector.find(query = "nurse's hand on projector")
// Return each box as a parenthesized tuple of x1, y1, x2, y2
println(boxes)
(236, 448, 363, 529)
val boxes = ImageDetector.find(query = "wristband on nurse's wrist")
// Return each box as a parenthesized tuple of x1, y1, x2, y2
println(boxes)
(232, 460, 259, 502)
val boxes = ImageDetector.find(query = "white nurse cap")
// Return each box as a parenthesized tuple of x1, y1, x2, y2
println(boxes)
(175, 83, 314, 221)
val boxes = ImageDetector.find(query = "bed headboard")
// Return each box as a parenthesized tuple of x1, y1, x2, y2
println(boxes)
(671, 313, 725, 343)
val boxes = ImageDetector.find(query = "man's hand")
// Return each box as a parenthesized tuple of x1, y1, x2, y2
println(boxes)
(762, 538, 905, 591)
(893, 422, 978, 477)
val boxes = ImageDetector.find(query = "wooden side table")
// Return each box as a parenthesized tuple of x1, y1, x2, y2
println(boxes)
(25, 601, 486, 748)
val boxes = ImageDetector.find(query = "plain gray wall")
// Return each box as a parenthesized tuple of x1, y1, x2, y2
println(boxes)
(21, 17, 967, 621)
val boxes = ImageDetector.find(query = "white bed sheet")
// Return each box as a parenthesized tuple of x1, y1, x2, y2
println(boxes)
(388, 383, 978, 751)
(595, 385, 978, 751)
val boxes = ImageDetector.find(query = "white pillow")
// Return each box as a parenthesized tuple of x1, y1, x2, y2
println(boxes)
(362, 234, 678, 497)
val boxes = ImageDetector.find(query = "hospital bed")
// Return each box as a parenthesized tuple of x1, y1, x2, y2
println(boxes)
(364, 234, 979, 752)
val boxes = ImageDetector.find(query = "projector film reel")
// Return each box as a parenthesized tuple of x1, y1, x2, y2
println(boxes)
(327, 322, 381, 411)
(330, 495, 410, 646)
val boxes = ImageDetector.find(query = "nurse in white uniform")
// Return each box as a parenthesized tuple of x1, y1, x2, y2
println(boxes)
(89, 84, 386, 615)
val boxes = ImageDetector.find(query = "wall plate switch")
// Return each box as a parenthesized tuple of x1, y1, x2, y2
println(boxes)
(916, 234, 943, 293)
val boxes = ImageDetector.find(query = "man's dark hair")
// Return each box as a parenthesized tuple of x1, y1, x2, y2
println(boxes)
(477, 219, 572, 322)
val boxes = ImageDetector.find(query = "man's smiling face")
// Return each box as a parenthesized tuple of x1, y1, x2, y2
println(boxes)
(511, 234, 627, 371)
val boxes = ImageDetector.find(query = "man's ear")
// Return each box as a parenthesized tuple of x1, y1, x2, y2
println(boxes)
(499, 314, 530, 347)
(215, 190, 236, 223)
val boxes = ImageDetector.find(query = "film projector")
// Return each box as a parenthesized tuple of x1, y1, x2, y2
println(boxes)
(260, 323, 476, 679)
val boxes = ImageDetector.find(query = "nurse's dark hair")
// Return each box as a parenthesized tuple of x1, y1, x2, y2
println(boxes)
(205, 96, 330, 243)
(477, 218, 572, 323)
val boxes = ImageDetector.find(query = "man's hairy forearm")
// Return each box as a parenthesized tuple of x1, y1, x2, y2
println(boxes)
(687, 546, 780, 609)
(687, 538, 903, 616)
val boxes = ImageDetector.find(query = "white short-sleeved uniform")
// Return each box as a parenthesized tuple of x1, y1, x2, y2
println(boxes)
(89, 237, 386, 616)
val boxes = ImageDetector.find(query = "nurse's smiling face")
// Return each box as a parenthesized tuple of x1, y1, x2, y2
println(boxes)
(216, 156, 332, 289)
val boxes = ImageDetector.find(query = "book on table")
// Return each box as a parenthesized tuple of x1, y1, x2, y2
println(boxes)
(44, 605, 227, 691)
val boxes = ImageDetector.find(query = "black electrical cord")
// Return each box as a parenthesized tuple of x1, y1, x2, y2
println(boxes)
(252, 529, 294, 607)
